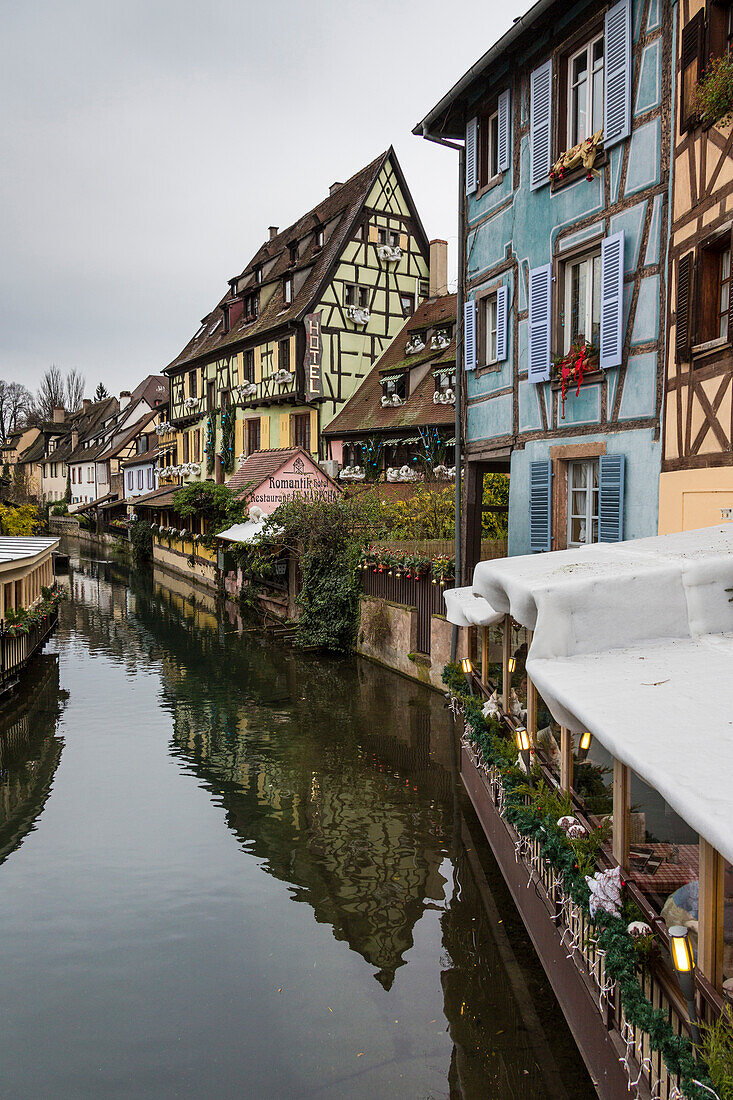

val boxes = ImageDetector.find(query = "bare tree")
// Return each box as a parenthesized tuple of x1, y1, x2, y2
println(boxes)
(65, 369, 86, 412)
(0, 381, 34, 442)
(35, 366, 66, 421)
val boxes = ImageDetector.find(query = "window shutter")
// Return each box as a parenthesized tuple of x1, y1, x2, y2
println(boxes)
(466, 117, 478, 195)
(528, 264, 552, 382)
(676, 252, 694, 361)
(529, 460, 552, 552)
(600, 230, 625, 368)
(495, 285, 509, 361)
(497, 89, 511, 173)
(530, 60, 552, 190)
(680, 11, 705, 132)
(598, 454, 625, 542)
(464, 299, 477, 371)
(604, 0, 632, 148)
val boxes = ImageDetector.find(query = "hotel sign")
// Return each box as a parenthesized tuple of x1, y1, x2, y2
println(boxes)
(249, 453, 340, 514)
(304, 312, 322, 401)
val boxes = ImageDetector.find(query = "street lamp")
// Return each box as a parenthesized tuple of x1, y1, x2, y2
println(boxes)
(669, 925, 701, 1045)
(515, 725, 531, 776)
(461, 657, 474, 695)
(577, 730, 592, 763)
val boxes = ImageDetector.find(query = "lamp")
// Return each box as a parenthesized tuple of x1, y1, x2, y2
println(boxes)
(669, 925, 700, 1045)
(577, 730, 592, 764)
(507, 656, 516, 673)
(515, 725, 531, 776)
(461, 657, 474, 695)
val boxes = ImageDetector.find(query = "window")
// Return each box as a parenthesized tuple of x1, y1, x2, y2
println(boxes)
(254, 265, 263, 284)
(563, 249, 602, 352)
(696, 236, 732, 345)
(284, 276, 293, 305)
(193, 430, 201, 463)
(419, 280, 429, 299)
(242, 349, 255, 382)
(147, 468, 154, 489)
(345, 284, 369, 308)
(207, 381, 216, 410)
(378, 227, 400, 247)
(244, 293, 258, 321)
(289, 241, 298, 265)
(400, 292, 415, 317)
(478, 109, 499, 186)
(137, 469, 143, 490)
(568, 35, 604, 147)
(568, 459, 599, 546)
(292, 413, 310, 451)
(87, 467, 93, 483)
(279, 339, 290, 373)
(354, 224, 364, 241)
(182, 432, 190, 463)
(382, 373, 408, 402)
(189, 370, 197, 398)
(246, 418, 261, 454)
(480, 293, 499, 366)
(680, 11, 704, 132)
(127, 471, 133, 491)
(315, 226, 324, 248)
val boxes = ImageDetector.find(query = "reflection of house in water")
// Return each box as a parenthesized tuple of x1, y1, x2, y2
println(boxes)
(138, 577, 451, 990)
(0, 656, 66, 864)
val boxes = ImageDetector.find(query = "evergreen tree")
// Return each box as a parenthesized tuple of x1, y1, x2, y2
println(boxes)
(94, 382, 109, 401)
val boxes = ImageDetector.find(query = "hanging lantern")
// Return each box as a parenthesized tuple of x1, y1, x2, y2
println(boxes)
(507, 656, 516, 673)
(577, 730, 592, 763)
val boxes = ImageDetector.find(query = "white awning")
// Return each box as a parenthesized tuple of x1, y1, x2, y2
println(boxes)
(444, 524, 733, 863)
(215, 520, 282, 544)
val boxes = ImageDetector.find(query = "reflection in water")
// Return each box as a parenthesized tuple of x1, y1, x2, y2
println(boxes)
(0, 544, 595, 1099)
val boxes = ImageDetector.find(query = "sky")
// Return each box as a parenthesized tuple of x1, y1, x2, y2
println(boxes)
(1, 0, 516, 398)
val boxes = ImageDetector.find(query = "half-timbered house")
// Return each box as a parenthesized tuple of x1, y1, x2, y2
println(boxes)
(416, 0, 671, 573)
(659, 0, 733, 532)
(162, 148, 429, 486)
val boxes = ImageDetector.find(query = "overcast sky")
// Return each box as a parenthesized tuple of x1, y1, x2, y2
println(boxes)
(1, 0, 515, 398)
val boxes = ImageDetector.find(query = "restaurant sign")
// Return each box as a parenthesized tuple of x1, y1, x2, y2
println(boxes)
(249, 452, 340, 515)
(304, 312, 322, 401)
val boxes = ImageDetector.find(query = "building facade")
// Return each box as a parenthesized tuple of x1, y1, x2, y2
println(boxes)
(659, 0, 733, 533)
(161, 148, 430, 490)
(417, 0, 671, 570)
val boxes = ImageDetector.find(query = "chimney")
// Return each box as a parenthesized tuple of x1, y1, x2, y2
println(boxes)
(120, 390, 131, 410)
(429, 239, 448, 298)
(71, 428, 79, 450)
(268, 226, 279, 240)
(83, 398, 91, 411)
(329, 182, 343, 195)
(53, 406, 65, 423)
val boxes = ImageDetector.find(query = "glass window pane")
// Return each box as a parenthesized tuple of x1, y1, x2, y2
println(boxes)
(490, 114, 499, 177)
(720, 281, 729, 314)
(591, 254, 602, 346)
(721, 314, 729, 341)
(572, 491, 587, 514)
(592, 68, 604, 132)
(722, 249, 730, 280)
(570, 261, 588, 344)
(571, 461, 588, 488)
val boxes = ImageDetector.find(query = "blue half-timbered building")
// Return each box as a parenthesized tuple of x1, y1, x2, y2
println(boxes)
(417, 0, 671, 570)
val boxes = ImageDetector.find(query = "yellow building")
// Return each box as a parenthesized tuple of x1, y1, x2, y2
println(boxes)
(162, 148, 430, 485)
(0, 537, 58, 618)
(660, 0, 733, 532)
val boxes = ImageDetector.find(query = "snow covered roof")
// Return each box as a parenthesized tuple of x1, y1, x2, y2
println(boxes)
(445, 525, 733, 863)
(0, 537, 59, 564)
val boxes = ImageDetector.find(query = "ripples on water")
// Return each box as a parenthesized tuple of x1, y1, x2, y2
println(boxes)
(0, 545, 595, 1099)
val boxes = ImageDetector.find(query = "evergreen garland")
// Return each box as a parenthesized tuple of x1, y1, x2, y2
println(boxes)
(205, 415, 215, 475)
(221, 409, 235, 474)
(443, 663, 715, 1100)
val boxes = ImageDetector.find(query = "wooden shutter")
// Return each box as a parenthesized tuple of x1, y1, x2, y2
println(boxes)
(676, 251, 694, 360)
(466, 117, 478, 195)
(529, 460, 552, 551)
(528, 264, 552, 382)
(497, 89, 511, 173)
(530, 60, 552, 190)
(464, 299, 477, 371)
(495, 285, 509, 362)
(182, 432, 190, 462)
(598, 454, 625, 542)
(604, 0, 632, 148)
(600, 230, 625, 369)
(680, 11, 704, 132)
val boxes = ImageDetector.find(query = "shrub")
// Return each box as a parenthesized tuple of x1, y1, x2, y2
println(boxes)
(696, 51, 733, 128)
(702, 1005, 733, 1100)
(0, 502, 39, 535)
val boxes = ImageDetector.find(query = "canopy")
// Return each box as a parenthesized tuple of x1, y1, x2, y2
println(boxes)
(444, 525, 733, 864)
(215, 520, 269, 544)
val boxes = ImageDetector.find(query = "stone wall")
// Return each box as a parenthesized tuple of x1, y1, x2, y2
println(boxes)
(356, 595, 469, 693)
(49, 516, 81, 535)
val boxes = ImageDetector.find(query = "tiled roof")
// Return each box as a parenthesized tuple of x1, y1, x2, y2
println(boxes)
(53, 397, 120, 463)
(128, 374, 169, 408)
(97, 409, 158, 462)
(227, 447, 306, 494)
(165, 149, 424, 374)
(120, 443, 159, 468)
(324, 294, 457, 437)
(131, 485, 180, 509)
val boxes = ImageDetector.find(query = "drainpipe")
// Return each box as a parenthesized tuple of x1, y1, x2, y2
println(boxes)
(422, 130, 464, 660)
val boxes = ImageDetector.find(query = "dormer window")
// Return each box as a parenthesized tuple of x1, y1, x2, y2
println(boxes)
(289, 241, 298, 265)
(284, 276, 293, 305)
(254, 265, 263, 284)
(315, 226, 324, 248)
(380, 372, 408, 406)
(243, 293, 258, 321)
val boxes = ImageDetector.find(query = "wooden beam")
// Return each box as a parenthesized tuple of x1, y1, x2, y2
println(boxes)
(560, 727, 573, 793)
(612, 759, 630, 871)
(698, 838, 724, 991)
(526, 630, 537, 747)
(481, 625, 489, 686)
(502, 614, 511, 712)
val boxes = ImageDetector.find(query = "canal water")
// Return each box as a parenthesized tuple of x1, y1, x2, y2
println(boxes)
(0, 543, 596, 1099)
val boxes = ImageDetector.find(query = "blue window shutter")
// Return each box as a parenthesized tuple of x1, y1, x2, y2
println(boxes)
(529, 460, 552, 552)
(604, 0, 632, 147)
(497, 89, 511, 173)
(496, 285, 508, 362)
(528, 264, 552, 382)
(599, 454, 625, 542)
(466, 117, 478, 195)
(600, 230, 625, 369)
(530, 60, 552, 190)
(464, 299, 477, 371)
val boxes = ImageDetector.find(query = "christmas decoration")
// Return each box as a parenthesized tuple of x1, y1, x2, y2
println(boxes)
(552, 339, 597, 418)
(586, 866, 623, 919)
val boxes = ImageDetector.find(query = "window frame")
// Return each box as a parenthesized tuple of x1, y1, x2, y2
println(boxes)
(344, 284, 369, 309)
(475, 284, 502, 371)
(566, 33, 605, 149)
(378, 226, 400, 248)
(400, 292, 415, 317)
(690, 228, 733, 355)
(561, 246, 603, 353)
(242, 349, 255, 383)
(567, 458, 600, 548)
(478, 106, 500, 190)
(279, 338, 291, 374)
(246, 417, 261, 455)
(292, 412, 311, 451)
(283, 276, 293, 305)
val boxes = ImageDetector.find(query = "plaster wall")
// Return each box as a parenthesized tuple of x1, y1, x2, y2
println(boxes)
(658, 467, 733, 534)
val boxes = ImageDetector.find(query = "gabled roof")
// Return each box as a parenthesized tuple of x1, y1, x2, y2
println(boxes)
(227, 448, 310, 494)
(165, 148, 428, 374)
(52, 397, 120, 463)
(128, 374, 169, 408)
(120, 443, 159, 468)
(97, 409, 158, 462)
(324, 294, 457, 437)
